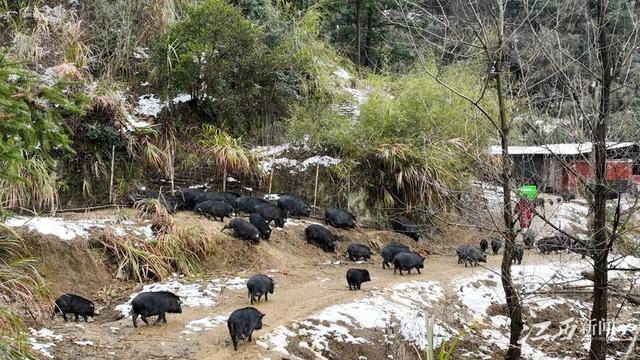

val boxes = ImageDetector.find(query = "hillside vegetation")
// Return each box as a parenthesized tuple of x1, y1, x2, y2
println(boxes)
(1, 0, 640, 359)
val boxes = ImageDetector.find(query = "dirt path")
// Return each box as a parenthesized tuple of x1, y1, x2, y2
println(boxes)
(46, 246, 553, 360)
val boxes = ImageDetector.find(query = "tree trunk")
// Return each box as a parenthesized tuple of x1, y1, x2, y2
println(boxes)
(364, 5, 373, 67)
(589, 1, 611, 358)
(355, 0, 362, 66)
(495, 1, 523, 358)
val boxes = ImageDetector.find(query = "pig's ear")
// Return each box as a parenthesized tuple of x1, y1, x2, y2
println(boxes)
(260, 313, 266, 319)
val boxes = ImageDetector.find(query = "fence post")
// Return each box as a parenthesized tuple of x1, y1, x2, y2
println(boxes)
(170, 145, 175, 195)
(313, 163, 320, 211)
(109, 145, 115, 204)
(268, 170, 273, 194)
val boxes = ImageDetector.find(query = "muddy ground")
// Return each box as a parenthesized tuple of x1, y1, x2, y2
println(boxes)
(14, 208, 640, 359)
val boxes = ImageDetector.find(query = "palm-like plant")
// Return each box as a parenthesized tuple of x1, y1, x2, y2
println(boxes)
(365, 142, 468, 211)
(198, 125, 257, 191)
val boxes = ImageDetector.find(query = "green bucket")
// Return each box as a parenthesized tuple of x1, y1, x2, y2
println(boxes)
(516, 184, 538, 201)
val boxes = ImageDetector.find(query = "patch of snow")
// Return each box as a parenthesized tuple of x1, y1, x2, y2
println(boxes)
(222, 276, 247, 290)
(475, 181, 506, 208)
(263, 194, 280, 201)
(39, 67, 57, 86)
(259, 155, 341, 173)
(5, 216, 153, 241)
(491, 315, 510, 328)
(556, 201, 589, 235)
(74, 340, 93, 346)
(135, 94, 163, 117)
(28, 328, 62, 359)
(133, 47, 149, 59)
(252, 143, 294, 158)
(455, 272, 502, 318)
(263, 280, 447, 357)
(332, 67, 371, 120)
(188, 183, 208, 189)
(125, 113, 151, 129)
(227, 176, 238, 183)
(5, 216, 106, 240)
(333, 68, 352, 81)
(29, 328, 62, 341)
(184, 315, 227, 332)
(261, 325, 295, 355)
(490, 142, 635, 156)
(301, 156, 341, 168)
(173, 93, 193, 104)
(29, 340, 56, 358)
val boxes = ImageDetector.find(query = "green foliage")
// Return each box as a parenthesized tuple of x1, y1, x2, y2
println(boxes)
(0, 52, 86, 211)
(0, 226, 50, 360)
(424, 316, 463, 360)
(0, 307, 35, 360)
(153, 0, 302, 135)
(289, 59, 494, 210)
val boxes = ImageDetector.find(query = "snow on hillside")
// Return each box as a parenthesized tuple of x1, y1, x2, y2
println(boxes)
(4, 216, 153, 241)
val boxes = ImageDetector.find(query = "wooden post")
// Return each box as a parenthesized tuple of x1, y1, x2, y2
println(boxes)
(222, 165, 227, 192)
(313, 163, 320, 211)
(109, 145, 115, 204)
(170, 145, 175, 195)
(268, 170, 273, 194)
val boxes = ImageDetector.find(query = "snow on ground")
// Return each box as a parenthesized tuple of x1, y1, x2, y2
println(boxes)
(556, 200, 589, 236)
(259, 155, 341, 173)
(183, 315, 228, 334)
(135, 94, 163, 117)
(115, 277, 247, 317)
(256, 256, 637, 359)
(28, 328, 63, 359)
(173, 93, 192, 104)
(253, 143, 296, 158)
(259, 326, 296, 356)
(453, 256, 640, 359)
(133, 47, 150, 59)
(259, 280, 447, 358)
(74, 340, 94, 346)
(263, 194, 281, 201)
(455, 259, 593, 320)
(250, 135, 340, 173)
(474, 181, 506, 208)
(332, 67, 371, 120)
(4, 216, 153, 240)
(125, 113, 152, 129)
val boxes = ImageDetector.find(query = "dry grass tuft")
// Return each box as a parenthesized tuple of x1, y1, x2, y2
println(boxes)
(99, 230, 172, 282)
(51, 62, 83, 80)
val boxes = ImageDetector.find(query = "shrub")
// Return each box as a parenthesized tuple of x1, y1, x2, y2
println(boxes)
(0, 52, 86, 212)
(152, 0, 302, 135)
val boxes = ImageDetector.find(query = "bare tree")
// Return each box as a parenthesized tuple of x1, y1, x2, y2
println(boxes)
(388, 0, 640, 358)
(516, 0, 640, 357)
(386, 0, 529, 356)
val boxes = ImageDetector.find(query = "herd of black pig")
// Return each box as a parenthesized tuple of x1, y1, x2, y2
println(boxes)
(48, 188, 446, 351)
